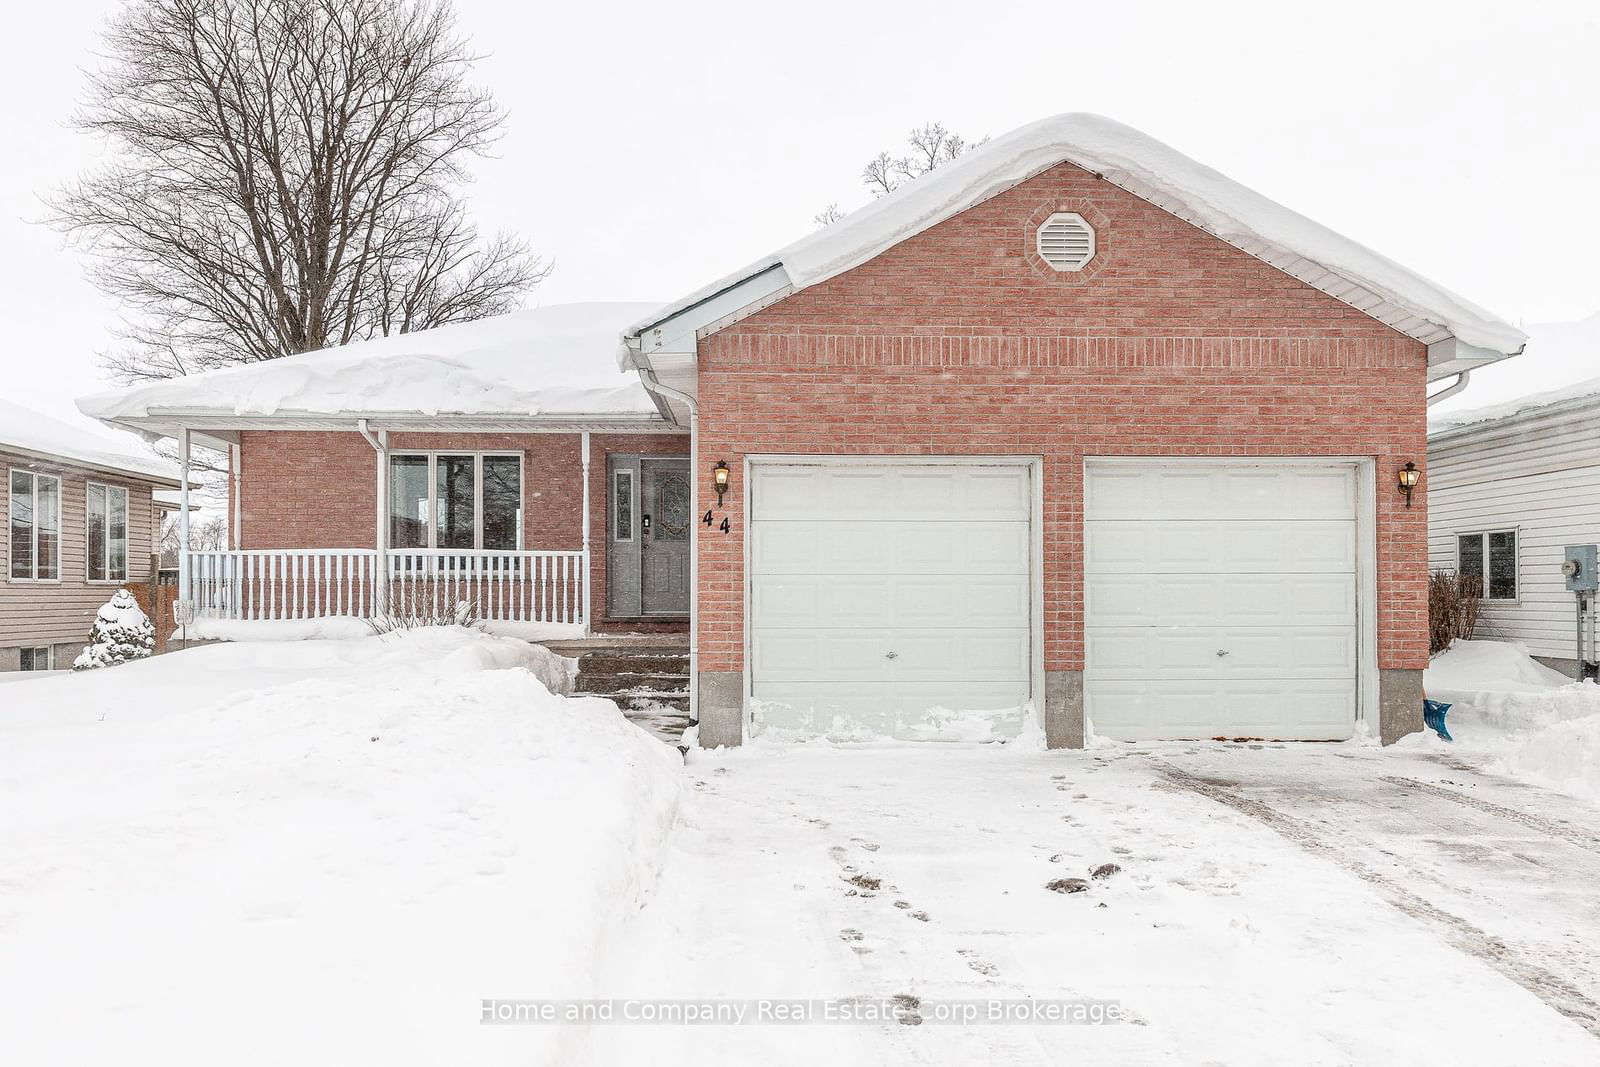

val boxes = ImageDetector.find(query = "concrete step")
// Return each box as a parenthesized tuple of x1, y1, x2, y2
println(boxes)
(575, 672, 688, 693)
(574, 653, 689, 676)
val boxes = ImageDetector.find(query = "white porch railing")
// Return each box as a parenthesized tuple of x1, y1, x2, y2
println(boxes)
(187, 549, 381, 621)
(385, 549, 588, 626)
(182, 548, 587, 627)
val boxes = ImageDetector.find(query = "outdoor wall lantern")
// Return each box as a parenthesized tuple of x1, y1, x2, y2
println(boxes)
(1398, 462, 1421, 508)
(713, 461, 731, 507)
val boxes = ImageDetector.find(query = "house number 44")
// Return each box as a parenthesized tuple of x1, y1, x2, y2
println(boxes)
(703, 511, 730, 534)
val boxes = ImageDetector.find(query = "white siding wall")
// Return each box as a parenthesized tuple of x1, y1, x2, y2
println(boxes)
(1429, 402, 1600, 660)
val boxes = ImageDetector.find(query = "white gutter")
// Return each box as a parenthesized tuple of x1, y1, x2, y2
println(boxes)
(1426, 370, 1472, 407)
(636, 367, 701, 729)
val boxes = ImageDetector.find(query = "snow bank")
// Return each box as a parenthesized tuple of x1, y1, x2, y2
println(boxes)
(0, 627, 680, 1065)
(181, 615, 376, 642)
(1418, 639, 1600, 802)
(632, 113, 1524, 358)
(79, 302, 666, 423)
(0, 397, 180, 482)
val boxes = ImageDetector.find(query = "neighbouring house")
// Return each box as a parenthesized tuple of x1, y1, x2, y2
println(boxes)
(1427, 313, 1600, 676)
(80, 113, 1526, 747)
(1, 398, 183, 671)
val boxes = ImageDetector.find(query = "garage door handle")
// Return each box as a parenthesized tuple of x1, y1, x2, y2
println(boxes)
(885, 651, 899, 660)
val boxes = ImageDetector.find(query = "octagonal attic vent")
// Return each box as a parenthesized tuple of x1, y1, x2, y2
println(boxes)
(1036, 212, 1096, 271)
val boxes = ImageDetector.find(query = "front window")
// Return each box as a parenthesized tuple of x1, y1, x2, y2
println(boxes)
(1458, 530, 1517, 600)
(87, 482, 129, 582)
(9, 470, 62, 581)
(389, 452, 522, 550)
(20, 646, 53, 671)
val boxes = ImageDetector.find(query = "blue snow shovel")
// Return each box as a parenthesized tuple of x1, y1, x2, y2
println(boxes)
(1423, 699, 1453, 741)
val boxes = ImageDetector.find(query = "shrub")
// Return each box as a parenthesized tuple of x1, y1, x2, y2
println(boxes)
(367, 598, 484, 635)
(1429, 570, 1482, 654)
(73, 588, 156, 670)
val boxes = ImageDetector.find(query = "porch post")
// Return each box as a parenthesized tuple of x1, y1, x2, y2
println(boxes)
(373, 427, 388, 616)
(580, 430, 592, 633)
(178, 427, 192, 618)
(229, 442, 242, 549)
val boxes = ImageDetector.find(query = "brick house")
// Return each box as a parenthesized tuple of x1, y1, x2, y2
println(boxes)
(2, 399, 183, 671)
(81, 114, 1524, 747)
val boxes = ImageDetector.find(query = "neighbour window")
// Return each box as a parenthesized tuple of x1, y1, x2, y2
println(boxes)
(20, 646, 53, 671)
(1458, 530, 1517, 600)
(613, 470, 634, 542)
(9, 470, 62, 581)
(87, 482, 129, 582)
(388, 452, 522, 550)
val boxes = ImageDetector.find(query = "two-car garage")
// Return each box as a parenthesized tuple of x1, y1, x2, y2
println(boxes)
(744, 458, 1369, 743)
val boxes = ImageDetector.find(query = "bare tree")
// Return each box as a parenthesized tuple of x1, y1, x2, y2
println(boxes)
(812, 203, 845, 228)
(817, 121, 988, 226)
(160, 513, 227, 567)
(50, 0, 547, 383)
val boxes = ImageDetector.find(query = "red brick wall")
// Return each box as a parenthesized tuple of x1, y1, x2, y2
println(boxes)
(696, 161, 1429, 674)
(236, 429, 689, 630)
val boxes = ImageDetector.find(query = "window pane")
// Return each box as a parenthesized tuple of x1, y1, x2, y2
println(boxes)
(87, 483, 106, 581)
(1489, 531, 1517, 600)
(1457, 534, 1483, 580)
(482, 456, 521, 551)
(435, 455, 476, 550)
(109, 486, 128, 581)
(20, 647, 44, 671)
(614, 470, 633, 542)
(10, 471, 33, 579)
(36, 476, 59, 581)
(389, 456, 430, 549)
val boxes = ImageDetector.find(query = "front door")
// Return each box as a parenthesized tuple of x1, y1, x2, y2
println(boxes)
(640, 458, 691, 615)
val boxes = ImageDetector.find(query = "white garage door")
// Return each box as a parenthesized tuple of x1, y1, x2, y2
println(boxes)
(1084, 463, 1360, 741)
(749, 462, 1033, 741)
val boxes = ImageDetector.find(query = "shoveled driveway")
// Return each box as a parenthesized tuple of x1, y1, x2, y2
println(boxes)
(596, 740, 1600, 1067)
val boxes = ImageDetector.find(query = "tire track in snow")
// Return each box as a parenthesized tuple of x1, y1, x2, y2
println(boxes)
(1379, 776, 1600, 854)
(1152, 760, 1600, 1040)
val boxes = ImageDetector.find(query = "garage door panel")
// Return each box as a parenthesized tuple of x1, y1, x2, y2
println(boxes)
(1087, 573, 1356, 627)
(1086, 465, 1354, 521)
(753, 466, 1031, 522)
(1087, 521, 1355, 573)
(1086, 625, 1355, 678)
(753, 627, 1030, 681)
(1088, 679, 1355, 740)
(753, 681, 1030, 740)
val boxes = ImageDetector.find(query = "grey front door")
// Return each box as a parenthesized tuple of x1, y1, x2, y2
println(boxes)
(640, 458, 691, 615)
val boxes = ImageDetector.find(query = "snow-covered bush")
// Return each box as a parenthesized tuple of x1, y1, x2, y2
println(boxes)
(72, 589, 156, 670)
(367, 598, 484, 635)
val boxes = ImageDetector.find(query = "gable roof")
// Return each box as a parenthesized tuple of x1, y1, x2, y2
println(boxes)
(0, 398, 181, 484)
(1429, 312, 1600, 437)
(78, 302, 667, 436)
(627, 113, 1524, 366)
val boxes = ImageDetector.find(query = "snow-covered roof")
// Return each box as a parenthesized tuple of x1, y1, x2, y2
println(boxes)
(627, 113, 1525, 359)
(0, 398, 181, 484)
(79, 302, 667, 430)
(1428, 312, 1600, 435)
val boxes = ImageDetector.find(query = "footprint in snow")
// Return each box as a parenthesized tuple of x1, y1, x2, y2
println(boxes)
(958, 949, 1000, 977)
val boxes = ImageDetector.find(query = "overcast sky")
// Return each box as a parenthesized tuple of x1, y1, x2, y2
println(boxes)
(4, 0, 1598, 431)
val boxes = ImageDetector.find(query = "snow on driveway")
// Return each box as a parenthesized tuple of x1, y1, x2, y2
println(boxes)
(599, 741, 1600, 1066)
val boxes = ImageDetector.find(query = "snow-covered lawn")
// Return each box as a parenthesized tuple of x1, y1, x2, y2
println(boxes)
(0, 629, 681, 1066)
(599, 741, 1600, 1066)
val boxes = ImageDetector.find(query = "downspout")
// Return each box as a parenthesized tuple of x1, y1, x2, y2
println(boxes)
(635, 366, 701, 730)
(1426, 370, 1472, 407)
(357, 420, 388, 614)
